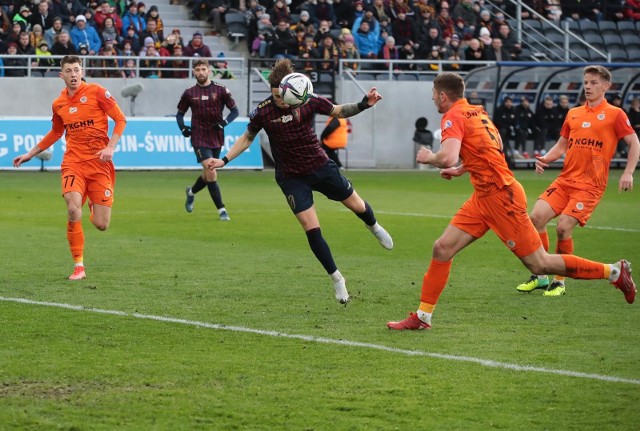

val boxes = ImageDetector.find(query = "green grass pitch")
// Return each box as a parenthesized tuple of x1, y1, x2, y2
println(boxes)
(1, 169, 638, 430)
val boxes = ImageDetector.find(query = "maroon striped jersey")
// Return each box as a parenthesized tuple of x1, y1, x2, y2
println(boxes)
(177, 82, 237, 149)
(247, 94, 334, 176)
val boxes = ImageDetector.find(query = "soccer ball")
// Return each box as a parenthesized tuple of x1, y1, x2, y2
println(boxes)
(279, 73, 313, 107)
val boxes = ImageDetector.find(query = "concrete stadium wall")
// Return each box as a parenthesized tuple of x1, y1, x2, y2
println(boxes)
(0, 78, 438, 169)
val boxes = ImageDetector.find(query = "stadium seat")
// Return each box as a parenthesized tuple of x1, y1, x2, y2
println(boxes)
(225, 12, 248, 49)
(626, 48, 640, 62)
(355, 73, 376, 80)
(597, 20, 618, 36)
(608, 48, 628, 62)
(579, 19, 599, 36)
(569, 48, 589, 62)
(564, 20, 581, 35)
(546, 32, 565, 46)
(617, 20, 637, 36)
(375, 73, 394, 81)
(397, 73, 418, 81)
(623, 34, 640, 50)
(583, 33, 604, 50)
(541, 20, 562, 37)
(522, 19, 542, 33)
(602, 34, 624, 50)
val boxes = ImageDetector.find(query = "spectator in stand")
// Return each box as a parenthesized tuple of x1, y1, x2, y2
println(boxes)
(295, 10, 313, 29)
(443, 33, 463, 71)
(122, 57, 137, 78)
(418, 26, 442, 58)
(562, 0, 603, 22)
(629, 97, 640, 136)
(122, 26, 142, 53)
(484, 37, 509, 61)
(270, 18, 298, 60)
(6, 22, 24, 46)
(94, 38, 120, 77)
(71, 15, 101, 54)
(31, 0, 54, 31)
(146, 5, 164, 34)
(398, 38, 417, 70)
(453, 16, 473, 41)
(298, 35, 318, 72)
(624, 0, 640, 20)
(165, 44, 189, 78)
(534, 95, 559, 157)
(169, 28, 185, 47)
(29, 24, 45, 49)
(313, 19, 332, 45)
(557, 94, 571, 123)
(140, 43, 162, 77)
(81, 8, 98, 32)
(477, 26, 492, 47)
(121, 1, 146, 36)
(160, 32, 181, 55)
(464, 38, 487, 70)
(14, 6, 33, 33)
(183, 32, 212, 57)
(452, 0, 477, 31)
(293, 23, 307, 50)
(140, 18, 163, 47)
(51, 29, 76, 63)
(0, 8, 10, 41)
(212, 51, 235, 79)
(44, 17, 65, 48)
(371, 0, 390, 23)
(268, 0, 290, 25)
(377, 35, 398, 71)
(391, 0, 412, 18)
(496, 22, 520, 60)
(435, 4, 455, 37)
(50, 0, 83, 28)
(476, 11, 494, 38)
(353, 1, 365, 22)
(340, 33, 360, 72)
(205, 0, 229, 36)
(334, 0, 355, 30)
(514, 96, 535, 158)
(137, 2, 147, 19)
(35, 39, 55, 76)
(101, 17, 121, 45)
(426, 44, 442, 71)
(316, 33, 339, 72)
(139, 36, 154, 55)
(17, 31, 36, 55)
(391, 10, 416, 46)
(352, 15, 380, 60)
(491, 11, 507, 35)
(251, 13, 273, 57)
(309, 0, 335, 27)
(94, 0, 122, 33)
(3, 42, 28, 76)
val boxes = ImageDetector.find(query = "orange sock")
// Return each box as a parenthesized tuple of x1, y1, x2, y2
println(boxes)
(560, 254, 605, 280)
(67, 220, 84, 264)
(419, 258, 453, 311)
(555, 238, 574, 283)
(539, 231, 549, 252)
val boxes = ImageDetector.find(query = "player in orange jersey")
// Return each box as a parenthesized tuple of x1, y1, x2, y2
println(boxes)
(387, 72, 636, 331)
(516, 65, 639, 297)
(13, 55, 127, 281)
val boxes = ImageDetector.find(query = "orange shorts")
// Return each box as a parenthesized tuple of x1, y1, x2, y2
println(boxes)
(451, 181, 542, 258)
(537, 177, 603, 226)
(60, 159, 116, 207)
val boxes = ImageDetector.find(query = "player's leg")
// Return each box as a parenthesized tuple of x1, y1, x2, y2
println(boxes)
(388, 197, 485, 330)
(64, 191, 86, 280)
(200, 148, 229, 220)
(281, 174, 348, 303)
(85, 160, 115, 231)
(387, 224, 477, 330)
(520, 249, 635, 304)
(184, 148, 208, 213)
(542, 214, 578, 296)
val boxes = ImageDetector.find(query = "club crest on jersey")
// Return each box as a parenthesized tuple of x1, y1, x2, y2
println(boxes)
(581, 122, 591, 128)
(201, 95, 209, 100)
(69, 107, 78, 113)
(80, 96, 87, 103)
(444, 120, 453, 129)
(105, 91, 111, 99)
(597, 113, 605, 120)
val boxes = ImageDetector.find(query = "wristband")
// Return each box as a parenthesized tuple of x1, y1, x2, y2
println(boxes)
(222, 156, 229, 165)
(357, 95, 371, 111)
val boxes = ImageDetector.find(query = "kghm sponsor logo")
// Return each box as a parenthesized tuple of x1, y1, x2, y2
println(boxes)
(568, 137, 603, 149)
(64, 119, 95, 131)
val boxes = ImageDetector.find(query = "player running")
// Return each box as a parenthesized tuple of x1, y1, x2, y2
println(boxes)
(516, 65, 639, 297)
(13, 55, 126, 280)
(387, 72, 636, 331)
(207, 59, 393, 303)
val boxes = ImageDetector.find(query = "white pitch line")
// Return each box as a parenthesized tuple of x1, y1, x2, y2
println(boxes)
(2, 296, 639, 386)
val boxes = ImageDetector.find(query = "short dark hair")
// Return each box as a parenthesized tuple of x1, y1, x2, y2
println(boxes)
(433, 72, 465, 101)
(61, 55, 82, 69)
(193, 59, 210, 69)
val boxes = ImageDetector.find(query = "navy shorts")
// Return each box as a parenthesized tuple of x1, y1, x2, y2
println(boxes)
(277, 160, 354, 214)
(194, 147, 222, 163)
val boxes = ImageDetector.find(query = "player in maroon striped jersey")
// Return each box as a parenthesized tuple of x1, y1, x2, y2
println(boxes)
(177, 59, 239, 221)
(208, 59, 393, 303)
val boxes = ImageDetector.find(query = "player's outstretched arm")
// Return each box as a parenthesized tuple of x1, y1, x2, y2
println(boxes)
(14, 125, 64, 167)
(417, 138, 461, 169)
(619, 133, 639, 192)
(208, 129, 255, 170)
(331, 87, 383, 118)
(440, 164, 467, 180)
(535, 136, 568, 173)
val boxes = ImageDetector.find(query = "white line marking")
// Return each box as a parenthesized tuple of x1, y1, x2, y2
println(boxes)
(2, 296, 638, 386)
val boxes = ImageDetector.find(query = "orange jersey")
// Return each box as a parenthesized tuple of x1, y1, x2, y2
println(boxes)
(38, 82, 126, 164)
(441, 98, 515, 195)
(559, 100, 634, 190)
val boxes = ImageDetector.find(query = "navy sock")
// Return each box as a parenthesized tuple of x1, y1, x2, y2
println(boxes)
(206, 181, 224, 209)
(306, 227, 337, 274)
(191, 176, 206, 194)
(356, 201, 377, 226)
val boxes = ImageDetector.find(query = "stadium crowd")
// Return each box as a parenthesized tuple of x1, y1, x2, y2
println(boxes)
(0, 0, 639, 77)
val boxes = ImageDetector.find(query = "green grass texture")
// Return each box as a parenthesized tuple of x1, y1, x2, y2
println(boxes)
(1, 169, 638, 430)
